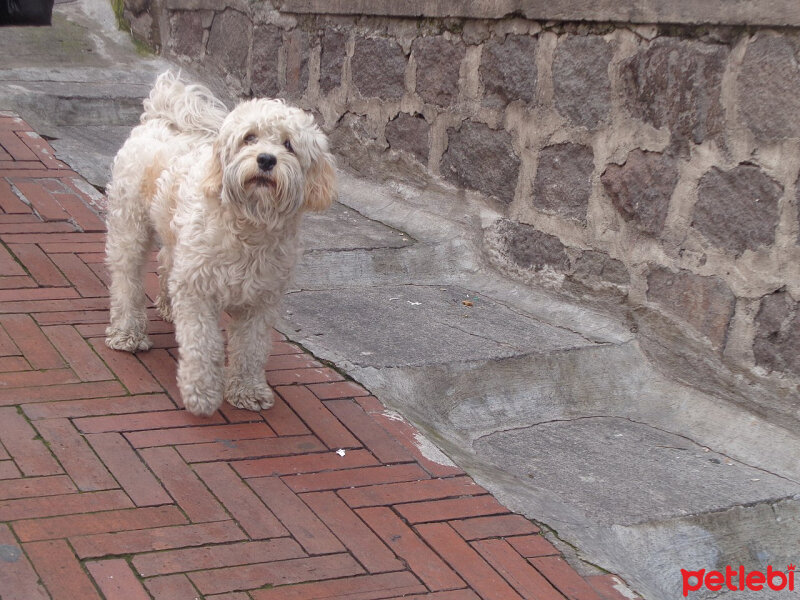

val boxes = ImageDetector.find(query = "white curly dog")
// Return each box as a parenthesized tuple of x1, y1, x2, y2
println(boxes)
(104, 71, 336, 415)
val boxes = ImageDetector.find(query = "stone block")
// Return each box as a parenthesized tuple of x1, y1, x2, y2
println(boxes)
(385, 113, 429, 162)
(441, 121, 520, 203)
(124, 0, 150, 15)
(692, 164, 782, 256)
(206, 9, 251, 76)
(285, 28, 309, 97)
(328, 113, 381, 174)
(127, 9, 155, 48)
(169, 10, 205, 58)
(553, 35, 613, 130)
(166, 0, 247, 9)
(753, 290, 800, 376)
(646, 266, 735, 349)
(601, 150, 679, 236)
(251, 24, 284, 97)
(352, 36, 406, 99)
(622, 38, 727, 155)
(738, 34, 800, 142)
(413, 36, 465, 106)
(320, 30, 347, 93)
(489, 219, 570, 272)
(572, 251, 629, 287)
(532, 142, 594, 224)
(480, 34, 537, 107)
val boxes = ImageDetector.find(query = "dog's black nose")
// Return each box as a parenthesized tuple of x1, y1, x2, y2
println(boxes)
(257, 153, 277, 172)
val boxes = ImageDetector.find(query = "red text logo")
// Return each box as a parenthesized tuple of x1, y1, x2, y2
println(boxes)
(682, 565, 795, 596)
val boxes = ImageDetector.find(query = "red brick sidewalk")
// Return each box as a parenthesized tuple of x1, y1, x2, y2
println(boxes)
(0, 113, 637, 600)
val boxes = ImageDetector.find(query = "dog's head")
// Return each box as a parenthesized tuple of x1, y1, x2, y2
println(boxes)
(202, 98, 336, 227)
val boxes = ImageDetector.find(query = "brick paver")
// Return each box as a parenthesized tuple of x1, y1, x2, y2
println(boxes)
(0, 113, 639, 599)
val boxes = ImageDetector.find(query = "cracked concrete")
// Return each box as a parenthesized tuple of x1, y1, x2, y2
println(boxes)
(285, 284, 595, 367)
(5, 3, 800, 599)
(474, 416, 799, 525)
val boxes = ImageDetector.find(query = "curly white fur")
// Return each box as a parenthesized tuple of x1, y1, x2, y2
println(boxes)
(105, 71, 337, 415)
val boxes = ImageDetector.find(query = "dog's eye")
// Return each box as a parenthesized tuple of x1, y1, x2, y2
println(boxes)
(244, 133, 257, 145)
(283, 139, 294, 153)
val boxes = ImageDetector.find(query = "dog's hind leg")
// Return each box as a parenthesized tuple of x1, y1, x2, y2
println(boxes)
(104, 187, 154, 353)
(155, 246, 174, 322)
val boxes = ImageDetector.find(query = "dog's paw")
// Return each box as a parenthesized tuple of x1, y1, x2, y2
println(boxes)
(226, 383, 275, 412)
(105, 328, 153, 353)
(155, 295, 174, 322)
(178, 367, 224, 416)
(182, 389, 224, 416)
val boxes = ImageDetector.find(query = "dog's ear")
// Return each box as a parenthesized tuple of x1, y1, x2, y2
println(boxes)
(303, 151, 337, 212)
(201, 142, 224, 199)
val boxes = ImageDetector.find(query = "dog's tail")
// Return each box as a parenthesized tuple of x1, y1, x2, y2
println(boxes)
(141, 70, 228, 136)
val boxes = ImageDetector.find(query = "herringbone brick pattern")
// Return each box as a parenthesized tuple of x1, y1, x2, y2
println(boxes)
(0, 113, 638, 599)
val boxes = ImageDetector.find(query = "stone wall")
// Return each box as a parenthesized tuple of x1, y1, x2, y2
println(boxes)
(124, 0, 800, 389)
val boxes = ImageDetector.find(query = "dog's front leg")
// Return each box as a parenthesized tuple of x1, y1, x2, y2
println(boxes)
(224, 306, 275, 412)
(173, 294, 225, 416)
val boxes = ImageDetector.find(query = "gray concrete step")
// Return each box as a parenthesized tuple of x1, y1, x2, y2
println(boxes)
(285, 284, 597, 368)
